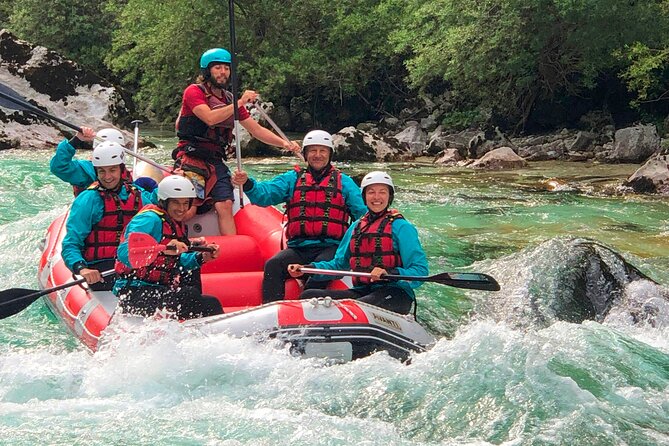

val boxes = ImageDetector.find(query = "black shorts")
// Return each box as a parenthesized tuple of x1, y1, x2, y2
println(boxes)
(210, 158, 234, 203)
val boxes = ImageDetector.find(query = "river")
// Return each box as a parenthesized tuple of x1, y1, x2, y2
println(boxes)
(0, 140, 667, 445)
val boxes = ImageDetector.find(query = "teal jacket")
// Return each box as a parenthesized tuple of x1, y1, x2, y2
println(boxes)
(244, 167, 367, 248)
(113, 209, 201, 294)
(311, 215, 429, 299)
(61, 183, 157, 272)
(50, 138, 97, 188)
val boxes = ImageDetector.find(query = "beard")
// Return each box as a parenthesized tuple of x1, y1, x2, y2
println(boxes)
(207, 72, 228, 89)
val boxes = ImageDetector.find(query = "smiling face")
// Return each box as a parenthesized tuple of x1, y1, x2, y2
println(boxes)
(208, 63, 230, 88)
(165, 198, 192, 222)
(96, 165, 123, 190)
(364, 184, 391, 213)
(305, 145, 331, 171)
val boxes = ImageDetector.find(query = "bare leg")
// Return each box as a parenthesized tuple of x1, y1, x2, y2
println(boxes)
(214, 200, 236, 235)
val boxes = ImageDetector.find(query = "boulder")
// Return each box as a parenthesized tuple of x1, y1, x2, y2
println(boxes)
(393, 121, 427, 156)
(569, 131, 596, 152)
(433, 148, 463, 166)
(609, 124, 661, 163)
(0, 29, 134, 150)
(623, 155, 669, 194)
(426, 129, 485, 157)
(469, 146, 528, 170)
(332, 126, 412, 162)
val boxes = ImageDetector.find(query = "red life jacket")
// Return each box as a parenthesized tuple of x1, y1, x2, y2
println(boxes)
(82, 181, 142, 262)
(175, 83, 233, 157)
(72, 168, 133, 197)
(115, 205, 191, 287)
(349, 210, 404, 286)
(285, 166, 351, 241)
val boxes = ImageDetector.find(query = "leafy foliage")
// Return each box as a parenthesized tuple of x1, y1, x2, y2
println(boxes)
(8, 0, 115, 73)
(392, 0, 669, 130)
(3, 0, 669, 131)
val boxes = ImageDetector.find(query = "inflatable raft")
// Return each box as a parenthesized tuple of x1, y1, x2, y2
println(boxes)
(37, 188, 435, 362)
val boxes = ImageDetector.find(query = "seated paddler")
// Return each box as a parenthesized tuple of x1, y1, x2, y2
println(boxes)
(114, 175, 223, 319)
(287, 171, 428, 315)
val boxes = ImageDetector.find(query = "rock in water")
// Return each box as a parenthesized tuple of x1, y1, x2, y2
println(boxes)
(478, 237, 666, 328)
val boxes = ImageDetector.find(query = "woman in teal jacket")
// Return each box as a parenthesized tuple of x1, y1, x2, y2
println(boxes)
(288, 171, 428, 314)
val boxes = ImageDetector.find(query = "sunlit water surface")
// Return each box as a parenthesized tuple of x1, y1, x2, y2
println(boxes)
(0, 141, 667, 445)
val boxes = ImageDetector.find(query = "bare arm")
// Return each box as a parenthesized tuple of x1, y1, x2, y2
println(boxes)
(192, 90, 259, 126)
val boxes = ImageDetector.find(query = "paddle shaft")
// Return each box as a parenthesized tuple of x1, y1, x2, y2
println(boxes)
(228, 0, 244, 207)
(253, 102, 305, 162)
(0, 269, 116, 320)
(0, 88, 81, 132)
(165, 245, 214, 253)
(299, 267, 500, 291)
(131, 119, 142, 171)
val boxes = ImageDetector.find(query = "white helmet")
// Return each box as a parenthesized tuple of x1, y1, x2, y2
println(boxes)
(302, 130, 334, 152)
(360, 171, 394, 193)
(157, 175, 197, 200)
(361, 171, 395, 206)
(94, 128, 125, 147)
(92, 141, 125, 167)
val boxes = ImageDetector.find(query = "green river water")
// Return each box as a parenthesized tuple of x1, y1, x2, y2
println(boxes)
(0, 139, 667, 445)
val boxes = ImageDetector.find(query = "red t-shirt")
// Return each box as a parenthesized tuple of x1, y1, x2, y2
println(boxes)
(176, 84, 251, 149)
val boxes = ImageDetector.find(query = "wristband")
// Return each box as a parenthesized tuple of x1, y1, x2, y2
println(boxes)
(72, 262, 86, 275)
(69, 136, 90, 151)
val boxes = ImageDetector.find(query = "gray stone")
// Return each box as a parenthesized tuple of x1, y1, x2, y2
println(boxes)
(393, 121, 427, 156)
(624, 155, 669, 194)
(332, 126, 412, 162)
(433, 148, 463, 166)
(609, 124, 661, 163)
(469, 146, 528, 170)
(0, 29, 134, 149)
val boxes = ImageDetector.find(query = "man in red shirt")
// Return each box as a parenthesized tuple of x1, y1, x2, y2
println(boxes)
(174, 47, 300, 235)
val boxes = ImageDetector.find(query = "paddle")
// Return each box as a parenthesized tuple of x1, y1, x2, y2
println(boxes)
(299, 267, 501, 291)
(130, 119, 142, 171)
(0, 82, 172, 174)
(228, 0, 244, 207)
(0, 82, 81, 131)
(0, 270, 115, 320)
(127, 232, 215, 268)
(253, 101, 305, 162)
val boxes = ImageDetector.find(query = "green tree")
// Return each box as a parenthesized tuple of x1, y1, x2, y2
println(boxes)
(0, 0, 14, 27)
(8, 0, 115, 73)
(108, 0, 407, 126)
(108, 0, 259, 121)
(392, 0, 668, 131)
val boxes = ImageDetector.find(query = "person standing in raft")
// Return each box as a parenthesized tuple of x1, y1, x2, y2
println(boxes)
(61, 141, 157, 291)
(49, 126, 157, 195)
(287, 171, 428, 314)
(231, 130, 367, 303)
(114, 175, 223, 319)
(174, 47, 300, 235)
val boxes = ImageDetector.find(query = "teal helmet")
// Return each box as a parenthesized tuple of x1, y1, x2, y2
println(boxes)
(199, 48, 231, 69)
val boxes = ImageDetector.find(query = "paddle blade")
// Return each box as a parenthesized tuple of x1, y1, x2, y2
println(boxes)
(128, 232, 165, 268)
(0, 84, 31, 111)
(0, 288, 44, 319)
(427, 272, 500, 291)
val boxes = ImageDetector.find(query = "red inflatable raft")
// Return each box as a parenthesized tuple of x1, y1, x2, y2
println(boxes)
(37, 190, 435, 362)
